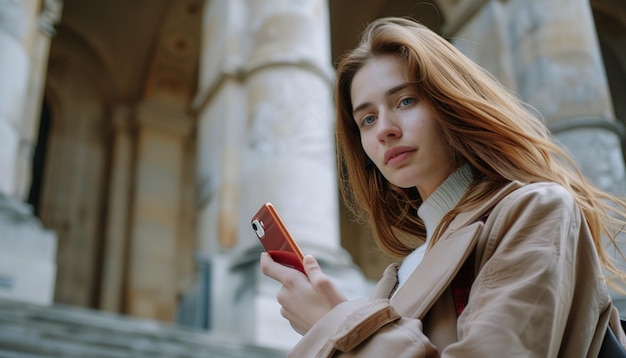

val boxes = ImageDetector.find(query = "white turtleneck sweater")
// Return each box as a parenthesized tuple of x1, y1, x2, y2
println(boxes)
(395, 163, 474, 291)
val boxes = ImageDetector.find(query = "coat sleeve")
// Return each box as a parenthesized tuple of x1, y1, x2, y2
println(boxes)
(288, 298, 440, 357)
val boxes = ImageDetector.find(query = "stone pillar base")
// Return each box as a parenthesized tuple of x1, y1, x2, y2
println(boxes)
(0, 194, 56, 305)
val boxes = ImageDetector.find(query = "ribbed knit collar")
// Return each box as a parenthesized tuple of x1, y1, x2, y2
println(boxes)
(417, 163, 473, 241)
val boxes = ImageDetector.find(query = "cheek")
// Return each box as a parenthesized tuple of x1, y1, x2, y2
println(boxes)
(360, 135, 377, 160)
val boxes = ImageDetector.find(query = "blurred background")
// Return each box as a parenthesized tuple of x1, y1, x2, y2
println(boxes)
(1, 0, 625, 356)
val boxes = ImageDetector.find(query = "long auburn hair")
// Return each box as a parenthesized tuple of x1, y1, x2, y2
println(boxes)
(335, 17, 626, 287)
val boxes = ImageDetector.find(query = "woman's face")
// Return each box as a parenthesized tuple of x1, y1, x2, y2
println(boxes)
(350, 55, 455, 199)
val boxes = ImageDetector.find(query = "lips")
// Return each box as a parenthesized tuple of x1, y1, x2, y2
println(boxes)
(384, 146, 416, 165)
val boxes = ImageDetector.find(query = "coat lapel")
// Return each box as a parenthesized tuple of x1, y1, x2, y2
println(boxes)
(390, 222, 483, 319)
(390, 181, 523, 319)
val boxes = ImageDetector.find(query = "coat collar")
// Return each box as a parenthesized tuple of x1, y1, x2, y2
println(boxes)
(389, 181, 523, 318)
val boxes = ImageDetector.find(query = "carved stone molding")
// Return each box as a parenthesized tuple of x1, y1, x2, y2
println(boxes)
(38, 0, 63, 36)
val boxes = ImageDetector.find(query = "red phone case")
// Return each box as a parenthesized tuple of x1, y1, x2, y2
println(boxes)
(252, 202, 305, 274)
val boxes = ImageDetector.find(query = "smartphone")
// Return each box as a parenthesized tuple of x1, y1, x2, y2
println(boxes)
(251, 202, 305, 274)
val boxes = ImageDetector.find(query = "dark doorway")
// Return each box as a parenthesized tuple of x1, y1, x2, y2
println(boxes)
(27, 100, 51, 216)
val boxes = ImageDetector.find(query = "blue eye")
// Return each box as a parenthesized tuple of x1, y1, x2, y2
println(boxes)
(363, 115, 376, 126)
(400, 98, 415, 106)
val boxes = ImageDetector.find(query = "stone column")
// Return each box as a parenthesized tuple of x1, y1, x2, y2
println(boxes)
(0, 0, 57, 305)
(124, 101, 192, 321)
(0, 0, 31, 195)
(99, 106, 134, 313)
(454, 0, 626, 311)
(192, 0, 369, 350)
(505, 0, 614, 121)
(14, 0, 62, 200)
(449, 1, 516, 91)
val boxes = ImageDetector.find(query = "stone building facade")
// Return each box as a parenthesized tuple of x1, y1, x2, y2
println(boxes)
(0, 0, 625, 354)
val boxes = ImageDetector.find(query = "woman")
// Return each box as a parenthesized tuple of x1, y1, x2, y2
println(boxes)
(260, 16, 626, 356)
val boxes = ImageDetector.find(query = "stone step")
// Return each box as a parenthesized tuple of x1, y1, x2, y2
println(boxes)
(0, 299, 286, 357)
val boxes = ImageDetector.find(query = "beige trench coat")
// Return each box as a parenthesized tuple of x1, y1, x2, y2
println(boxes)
(289, 182, 626, 357)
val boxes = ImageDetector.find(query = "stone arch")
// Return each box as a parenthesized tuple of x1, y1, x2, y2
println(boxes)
(140, 0, 203, 107)
(37, 0, 203, 318)
(41, 24, 118, 307)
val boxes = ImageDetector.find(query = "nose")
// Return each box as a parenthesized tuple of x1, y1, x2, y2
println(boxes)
(376, 111, 401, 143)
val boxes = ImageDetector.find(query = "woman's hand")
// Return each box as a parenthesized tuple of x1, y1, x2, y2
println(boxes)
(260, 252, 347, 335)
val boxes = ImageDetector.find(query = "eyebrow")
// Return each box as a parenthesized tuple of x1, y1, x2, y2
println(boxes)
(352, 83, 413, 117)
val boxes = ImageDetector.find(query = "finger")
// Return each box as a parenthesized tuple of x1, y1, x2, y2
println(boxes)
(261, 252, 305, 284)
(303, 255, 330, 284)
(302, 254, 321, 276)
(302, 255, 347, 306)
(260, 252, 287, 280)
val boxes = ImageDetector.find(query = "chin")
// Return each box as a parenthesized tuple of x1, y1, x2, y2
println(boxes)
(382, 170, 419, 189)
(388, 181, 413, 189)
(387, 178, 417, 189)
